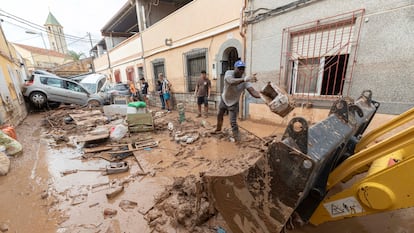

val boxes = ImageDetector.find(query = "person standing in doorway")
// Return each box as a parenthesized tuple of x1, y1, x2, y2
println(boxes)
(140, 77, 149, 106)
(194, 70, 211, 118)
(213, 60, 260, 142)
(159, 73, 172, 112)
(156, 80, 165, 110)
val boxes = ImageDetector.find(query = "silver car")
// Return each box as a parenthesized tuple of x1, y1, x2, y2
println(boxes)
(22, 74, 104, 107)
(99, 83, 132, 104)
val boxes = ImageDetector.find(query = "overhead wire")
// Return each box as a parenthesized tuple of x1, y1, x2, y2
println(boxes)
(0, 9, 98, 41)
(2, 19, 97, 55)
(1, 19, 97, 44)
(0, 9, 100, 42)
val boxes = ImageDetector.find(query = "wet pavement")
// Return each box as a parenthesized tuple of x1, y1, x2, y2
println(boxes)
(1, 110, 413, 233)
(0, 114, 56, 233)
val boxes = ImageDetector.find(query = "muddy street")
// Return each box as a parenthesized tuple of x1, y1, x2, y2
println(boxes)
(0, 108, 275, 233)
(1, 108, 413, 233)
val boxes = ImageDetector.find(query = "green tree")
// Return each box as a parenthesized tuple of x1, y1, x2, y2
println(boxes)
(68, 50, 85, 61)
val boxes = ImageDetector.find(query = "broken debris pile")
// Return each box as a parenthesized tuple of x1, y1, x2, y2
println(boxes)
(42, 107, 120, 133)
(145, 175, 217, 233)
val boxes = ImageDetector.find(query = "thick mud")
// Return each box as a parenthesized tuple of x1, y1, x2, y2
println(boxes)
(0, 114, 57, 233)
(0, 109, 413, 233)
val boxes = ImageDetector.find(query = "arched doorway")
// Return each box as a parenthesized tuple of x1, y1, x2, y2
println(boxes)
(220, 47, 239, 93)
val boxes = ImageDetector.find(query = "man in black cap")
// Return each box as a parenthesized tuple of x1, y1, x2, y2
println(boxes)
(214, 60, 260, 142)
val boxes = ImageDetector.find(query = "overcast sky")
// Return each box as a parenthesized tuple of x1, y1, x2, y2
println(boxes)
(0, 0, 126, 56)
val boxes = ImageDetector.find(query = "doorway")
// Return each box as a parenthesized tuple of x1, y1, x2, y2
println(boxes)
(220, 47, 238, 93)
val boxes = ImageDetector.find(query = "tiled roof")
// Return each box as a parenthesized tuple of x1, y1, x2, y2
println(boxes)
(13, 43, 67, 58)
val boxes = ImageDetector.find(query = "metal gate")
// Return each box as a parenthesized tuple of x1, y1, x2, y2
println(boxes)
(279, 9, 364, 99)
(153, 61, 165, 86)
(185, 48, 207, 92)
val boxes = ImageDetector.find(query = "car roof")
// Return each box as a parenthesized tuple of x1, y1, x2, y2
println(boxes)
(80, 73, 107, 83)
(37, 74, 82, 83)
(33, 70, 57, 76)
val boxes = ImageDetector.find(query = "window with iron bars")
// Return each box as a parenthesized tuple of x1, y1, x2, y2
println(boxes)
(279, 9, 364, 99)
(184, 48, 207, 92)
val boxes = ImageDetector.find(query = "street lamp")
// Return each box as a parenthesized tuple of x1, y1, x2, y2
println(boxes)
(25, 30, 52, 68)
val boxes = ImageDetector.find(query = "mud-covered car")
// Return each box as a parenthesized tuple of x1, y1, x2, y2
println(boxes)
(99, 83, 132, 104)
(22, 74, 104, 107)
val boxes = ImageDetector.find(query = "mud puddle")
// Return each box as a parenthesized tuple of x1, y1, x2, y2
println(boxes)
(44, 136, 170, 233)
(0, 113, 57, 233)
(37, 110, 272, 233)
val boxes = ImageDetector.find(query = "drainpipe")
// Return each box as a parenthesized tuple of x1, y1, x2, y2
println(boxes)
(136, 0, 149, 93)
(106, 51, 112, 81)
(239, 0, 247, 60)
(239, 0, 247, 119)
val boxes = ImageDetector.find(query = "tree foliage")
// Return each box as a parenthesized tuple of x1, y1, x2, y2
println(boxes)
(68, 50, 85, 61)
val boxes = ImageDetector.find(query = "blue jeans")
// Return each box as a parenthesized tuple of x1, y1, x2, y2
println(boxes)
(216, 97, 239, 137)
(159, 95, 165, 109)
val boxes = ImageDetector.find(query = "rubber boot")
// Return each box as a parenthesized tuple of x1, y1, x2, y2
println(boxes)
(232, 129, 241, 142)
(212, 119, 223, 134)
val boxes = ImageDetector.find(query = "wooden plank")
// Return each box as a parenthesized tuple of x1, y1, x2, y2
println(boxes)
(77, 132, 109, 142)
(107, 142, 158, 154)
(75, 117, 109, 126)
(69, 110, 102, 119)
(83, 146, 113, 153)
(69, 110, 106, 126)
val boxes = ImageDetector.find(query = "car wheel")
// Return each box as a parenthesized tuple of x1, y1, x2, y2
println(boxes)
(30, 92, 47, 107)
(87, 100, 101, 107)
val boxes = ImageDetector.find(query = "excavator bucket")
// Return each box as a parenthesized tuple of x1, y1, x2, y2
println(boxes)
(205, 141, 315, 233)
(205, 91, 379, 233)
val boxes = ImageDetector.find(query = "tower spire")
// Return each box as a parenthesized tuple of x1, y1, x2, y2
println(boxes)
(44, 11, 68, 54)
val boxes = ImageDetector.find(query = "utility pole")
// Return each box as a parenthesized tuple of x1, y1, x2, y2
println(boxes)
(87, 32, 95, 73)
(87, 32, 93, 50)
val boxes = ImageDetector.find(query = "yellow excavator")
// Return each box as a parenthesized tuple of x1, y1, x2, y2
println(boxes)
(205, 90, 414, 233)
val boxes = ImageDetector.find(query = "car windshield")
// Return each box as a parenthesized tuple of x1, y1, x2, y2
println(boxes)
(114, 84, 128, 91)
(81, 83, 96, 93)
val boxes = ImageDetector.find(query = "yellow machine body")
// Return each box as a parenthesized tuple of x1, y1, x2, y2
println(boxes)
(310, 108, 414, 225)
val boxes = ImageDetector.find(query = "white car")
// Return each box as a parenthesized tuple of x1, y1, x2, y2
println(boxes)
(79, 73, 108, 94)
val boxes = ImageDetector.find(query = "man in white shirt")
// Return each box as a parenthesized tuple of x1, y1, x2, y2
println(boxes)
(158, 73, 172, 112)
(214, 60, 261, 142)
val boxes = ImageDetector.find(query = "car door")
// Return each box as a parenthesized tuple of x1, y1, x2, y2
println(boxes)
(63, 80, 89, 105)
(97, 77, 107, 93)
(41, 76, 65, 102)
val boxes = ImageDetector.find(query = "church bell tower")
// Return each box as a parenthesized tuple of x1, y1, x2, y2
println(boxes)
(44, 11, 68, 54)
